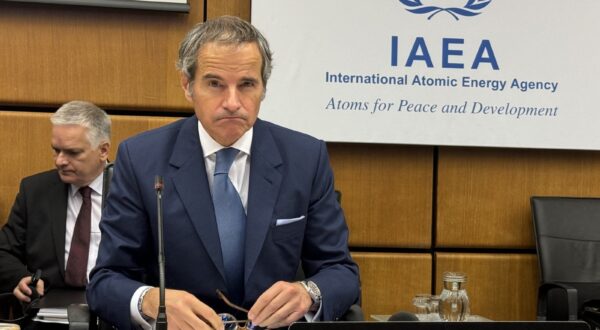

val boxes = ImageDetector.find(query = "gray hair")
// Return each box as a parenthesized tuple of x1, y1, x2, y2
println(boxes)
(50, 100, 111, 147)
(177, 15, 273, 87)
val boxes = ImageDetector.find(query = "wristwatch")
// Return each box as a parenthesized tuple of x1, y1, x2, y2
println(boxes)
(138, 287, 153, 322)
(300, 280, 322, 312)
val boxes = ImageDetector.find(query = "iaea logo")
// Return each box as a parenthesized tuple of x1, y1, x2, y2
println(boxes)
(399, 0, 492, 20)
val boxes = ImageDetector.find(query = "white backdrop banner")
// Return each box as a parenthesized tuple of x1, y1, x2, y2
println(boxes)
(251, 0, 600, 150)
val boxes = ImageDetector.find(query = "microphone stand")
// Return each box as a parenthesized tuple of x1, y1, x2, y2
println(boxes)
(155, 176, 167, 330)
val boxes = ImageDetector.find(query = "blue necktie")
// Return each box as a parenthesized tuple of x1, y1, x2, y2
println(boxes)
(213, 148, 246, 303)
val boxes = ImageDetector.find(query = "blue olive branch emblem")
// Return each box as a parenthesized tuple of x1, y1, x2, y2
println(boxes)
(399, 0, 492, 20)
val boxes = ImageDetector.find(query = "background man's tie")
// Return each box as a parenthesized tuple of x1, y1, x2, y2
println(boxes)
(213, 148, 246, 303)
(65, 186, 92, 287)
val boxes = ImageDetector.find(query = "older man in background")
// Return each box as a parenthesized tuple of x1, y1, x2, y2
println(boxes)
(0, 101, 111, 306)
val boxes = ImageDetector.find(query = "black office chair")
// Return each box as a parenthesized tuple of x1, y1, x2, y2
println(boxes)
(101, 162, 114, 209)
(531, 196, 600, 325)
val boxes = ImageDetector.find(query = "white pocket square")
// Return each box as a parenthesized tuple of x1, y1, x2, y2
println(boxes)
(275, 215, 305, 226)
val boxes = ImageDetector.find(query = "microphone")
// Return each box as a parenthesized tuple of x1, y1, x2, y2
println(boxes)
(28, 269, 42, 301)
(155, 176, 167, 330)
(388, 311, 419, 321)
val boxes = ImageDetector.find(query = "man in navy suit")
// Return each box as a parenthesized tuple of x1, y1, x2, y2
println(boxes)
(87, 16, 359, 330)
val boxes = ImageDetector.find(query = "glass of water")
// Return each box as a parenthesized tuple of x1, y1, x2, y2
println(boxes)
(412, 293, 431, 320)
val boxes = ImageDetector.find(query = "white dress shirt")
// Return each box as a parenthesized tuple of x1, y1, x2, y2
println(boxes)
(198, 121, 252, 211)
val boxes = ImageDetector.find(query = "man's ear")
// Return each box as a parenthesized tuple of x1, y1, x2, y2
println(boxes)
(180, 73, 193, 102)
(98, 142, 110, 161)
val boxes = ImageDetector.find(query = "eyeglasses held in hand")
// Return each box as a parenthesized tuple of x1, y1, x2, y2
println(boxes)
(216, 289, 256, 330)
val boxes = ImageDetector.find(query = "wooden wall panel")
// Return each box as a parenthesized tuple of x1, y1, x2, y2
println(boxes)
(109, 115, 180, 160)
(0, 112, 56, 222)
(0, 0, 203, 111)
(437, 147, 600, 248)
(328, 143, 433, 248)
(207, 0, 251, 21)
(0, 110, 179, 227)
(353, 252, 432, 319)
(436, 253, 539, 321)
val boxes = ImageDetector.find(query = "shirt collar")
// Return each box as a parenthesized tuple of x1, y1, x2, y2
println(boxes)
(69, 170, 104, 198)
(197, 119, 253, 157)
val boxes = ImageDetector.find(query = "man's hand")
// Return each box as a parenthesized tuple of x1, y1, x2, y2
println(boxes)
(142, 288, 224, 330)
(13, 276, 44, 303)
(248, 281, 312, 329)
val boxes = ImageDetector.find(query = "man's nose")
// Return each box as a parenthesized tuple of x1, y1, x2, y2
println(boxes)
(55, 152, 68, 166)
(223, 87, 242, 112)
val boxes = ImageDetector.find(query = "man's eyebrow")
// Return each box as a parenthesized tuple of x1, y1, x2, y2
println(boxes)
(52, 146, 83, 152)
(201, 73, 223, 80)
(240, 76, 259, 83)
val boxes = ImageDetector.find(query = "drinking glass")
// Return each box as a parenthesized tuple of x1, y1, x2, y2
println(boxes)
(428, 295, 442, 321)
(412, 293, 431, 320)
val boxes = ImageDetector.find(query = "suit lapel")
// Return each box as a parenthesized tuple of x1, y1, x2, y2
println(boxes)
(168, 118, 284, 287)
(49, 172, 69, 279)
(245, 120, 283, 283)
(169, 117, 226, 281)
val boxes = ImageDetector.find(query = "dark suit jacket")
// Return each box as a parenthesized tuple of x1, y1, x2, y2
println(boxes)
(0, 170, 69, 293)
(87, 117, 360, 329)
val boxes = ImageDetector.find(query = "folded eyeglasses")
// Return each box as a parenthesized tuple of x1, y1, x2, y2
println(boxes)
(217, 289, 256, 330)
